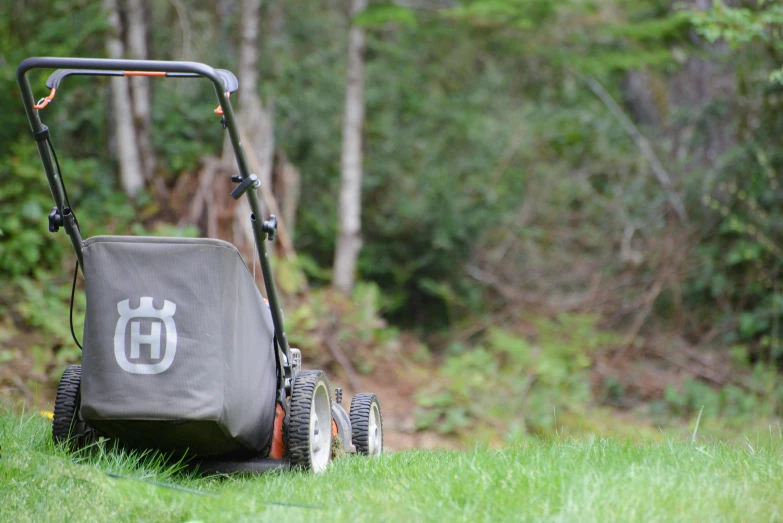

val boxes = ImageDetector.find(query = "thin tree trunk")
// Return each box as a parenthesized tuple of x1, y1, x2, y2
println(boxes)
(104, 0, 144, 196)
(275, 150, 300, 241)
(333, 0, 368, 295)
(233, 0, 276, 250)
(239, 0, 260, 108)
(584, 75, 688, 224)
(126, 0, 156, 184)
(238, 0, 274, 189)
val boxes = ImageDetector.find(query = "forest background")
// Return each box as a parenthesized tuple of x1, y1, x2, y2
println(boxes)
(2, 0, 783, 448)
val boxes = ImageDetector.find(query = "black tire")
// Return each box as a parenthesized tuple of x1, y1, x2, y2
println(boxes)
(287, 370, 333, 472)
(350, 393, 383, 456)
(52, 365, 87, 448)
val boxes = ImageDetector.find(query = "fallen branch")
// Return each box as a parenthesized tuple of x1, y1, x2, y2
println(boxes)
(646, 346, 763, 394)
(581, 73, 688, 225)
(611, 278, 665, 365)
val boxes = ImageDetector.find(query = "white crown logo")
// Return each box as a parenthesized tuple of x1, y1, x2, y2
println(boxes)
(113, 298, 177, 375)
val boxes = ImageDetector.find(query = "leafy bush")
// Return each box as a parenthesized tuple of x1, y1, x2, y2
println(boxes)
(285, 281, 402, 375)
(678, 0, 783, 364)
(415, 314, 620, 439)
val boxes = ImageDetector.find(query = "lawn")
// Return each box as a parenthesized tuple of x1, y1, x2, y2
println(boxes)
(2, 411, 782, 522)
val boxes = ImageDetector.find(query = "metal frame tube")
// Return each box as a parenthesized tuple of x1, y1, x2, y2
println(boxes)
(251, 213, 293, 364)
(62, 209, 83, 268)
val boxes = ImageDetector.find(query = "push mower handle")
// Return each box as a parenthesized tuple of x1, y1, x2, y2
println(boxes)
(44, 68, 239, 92)
(19, 58, 238, 110)
(18, 57, 238, 94)
(16, 56, 254, 235)
(16, 56, 295, 375)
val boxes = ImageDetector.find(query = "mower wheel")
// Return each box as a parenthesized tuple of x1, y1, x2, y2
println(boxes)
(287, 370, 333, 472)
(52, 365, 88, 448)
(350, 393, 383, 456)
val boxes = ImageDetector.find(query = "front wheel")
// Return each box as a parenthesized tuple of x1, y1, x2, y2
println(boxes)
(287, 370, 333, 472)
(350, 393, 383, 456)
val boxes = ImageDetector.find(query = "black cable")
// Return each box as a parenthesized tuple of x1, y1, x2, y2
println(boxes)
(46, 133, 82, 350)
(70, 260, 83, 350)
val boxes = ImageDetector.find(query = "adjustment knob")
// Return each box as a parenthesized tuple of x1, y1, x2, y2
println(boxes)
(334, 387, 343, 405)
(48, 206, 63, 233)
(262, 214, 278, 241)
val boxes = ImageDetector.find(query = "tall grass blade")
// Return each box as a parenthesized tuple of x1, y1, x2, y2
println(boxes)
(691, 406, 704, 444)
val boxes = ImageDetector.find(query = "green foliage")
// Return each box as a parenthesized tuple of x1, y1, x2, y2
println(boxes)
(690, 1, 783, 48)
(415, 314, 620, 438)
(285, 282, 400, 374)
(445, 0, 561, 29)
(685, 142, 783, 355)
(0, 0, 705, 334)
(0, 0, 108, 279)
(0, 141, 69, 277)
(664, 379, 757, 419)
(690, 1, 783, 84)
(0, 1, 107, 157)
(661, 357, 783, 423)
(354, 4, 417, 28)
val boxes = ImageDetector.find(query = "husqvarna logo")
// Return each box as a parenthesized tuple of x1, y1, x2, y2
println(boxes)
(114, 298, 177, 375)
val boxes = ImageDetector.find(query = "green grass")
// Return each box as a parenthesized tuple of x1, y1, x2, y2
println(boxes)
(2, 412, 783, 522)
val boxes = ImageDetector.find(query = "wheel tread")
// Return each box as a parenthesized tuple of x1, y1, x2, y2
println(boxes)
(287, 370, 331, 470)
(52, 365, 84, 446)
(350, 393, 383, 455)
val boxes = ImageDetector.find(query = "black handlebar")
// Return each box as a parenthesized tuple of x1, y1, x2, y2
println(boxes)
(15, 57, 251, 215)
(43, 68, 239, 93)
(17, 57, 238, 94)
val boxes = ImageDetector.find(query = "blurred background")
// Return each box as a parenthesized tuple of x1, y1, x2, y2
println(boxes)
(2, 0, 783, 449)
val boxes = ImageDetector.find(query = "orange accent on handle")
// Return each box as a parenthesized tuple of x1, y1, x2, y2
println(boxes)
(214, 91, 230, 116)
(332, 419, 338, 437)
(123, 71, 166, 77)
(269, 403, 286, 459)
(33, 88, 56, 110)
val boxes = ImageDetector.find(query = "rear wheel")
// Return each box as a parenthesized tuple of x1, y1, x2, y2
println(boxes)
(350, 393, 383, 456)
(287, 370, 333, 472)
(52, 365, 87, 448)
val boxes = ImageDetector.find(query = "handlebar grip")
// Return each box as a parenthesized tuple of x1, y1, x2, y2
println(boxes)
(46, 69, 122, 89)
(44, 68, 239, 93)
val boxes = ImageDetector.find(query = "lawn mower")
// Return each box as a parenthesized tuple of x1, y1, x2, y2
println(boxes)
(17, 57, 383, 473)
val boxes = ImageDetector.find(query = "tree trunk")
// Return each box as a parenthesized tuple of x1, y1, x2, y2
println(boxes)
(333, 0, 368, 295)
(126, 0, 156, 185)
(238, 0, 274, 189)
(232, 0, 276, 251)
(104, 0, 144, 196)
(274, 150, 301, 241)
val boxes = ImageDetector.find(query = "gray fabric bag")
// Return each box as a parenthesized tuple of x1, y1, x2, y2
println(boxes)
(79, 236, 277, 456)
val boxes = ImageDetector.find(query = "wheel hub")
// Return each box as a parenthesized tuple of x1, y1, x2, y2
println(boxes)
(368, 402, 382, 456)
(310, 381, 331, 471)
